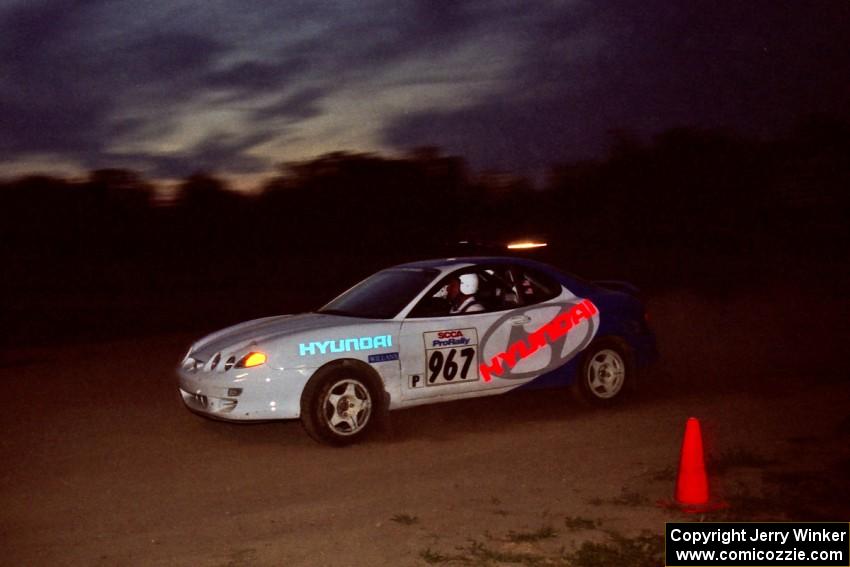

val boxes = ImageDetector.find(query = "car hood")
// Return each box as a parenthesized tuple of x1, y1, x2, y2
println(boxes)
(190, 312, 368, 360)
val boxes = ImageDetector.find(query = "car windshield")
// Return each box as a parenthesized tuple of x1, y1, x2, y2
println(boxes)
(318, 268, 440, 319)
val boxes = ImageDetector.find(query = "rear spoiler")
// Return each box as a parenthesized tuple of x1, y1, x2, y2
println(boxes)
(592, 280, 641, 297)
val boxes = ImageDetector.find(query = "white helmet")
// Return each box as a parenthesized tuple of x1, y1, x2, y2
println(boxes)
(459, 273, 479, 295)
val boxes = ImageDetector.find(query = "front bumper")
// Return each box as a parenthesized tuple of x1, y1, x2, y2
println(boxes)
(177, 364, 314, 421)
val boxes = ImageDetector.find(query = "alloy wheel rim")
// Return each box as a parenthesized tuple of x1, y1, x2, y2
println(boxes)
(587, 349, 625, 398)
(323, 379, 372, 435)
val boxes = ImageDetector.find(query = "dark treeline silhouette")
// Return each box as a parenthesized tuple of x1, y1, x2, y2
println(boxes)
(2, 116, 848, 345)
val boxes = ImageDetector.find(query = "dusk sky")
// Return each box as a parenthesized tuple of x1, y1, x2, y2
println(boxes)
(1, 0, 848, 186)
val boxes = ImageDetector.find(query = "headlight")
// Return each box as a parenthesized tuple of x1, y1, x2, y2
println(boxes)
(236, 352, 267, 368)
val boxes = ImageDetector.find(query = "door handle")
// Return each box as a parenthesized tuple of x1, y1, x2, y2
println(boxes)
(510, 315, 531, 326)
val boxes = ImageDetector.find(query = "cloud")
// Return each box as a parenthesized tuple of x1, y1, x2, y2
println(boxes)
(383, 0, 850, 173)
(100, 131, 275, 178)
(0, 0, 226, 161)
(0, 1, 112, 154)
(251, 87, 327, 123)
(202, 58, 311, 93)
(1, 0, 848, 181)
(0, 0, 522, 177)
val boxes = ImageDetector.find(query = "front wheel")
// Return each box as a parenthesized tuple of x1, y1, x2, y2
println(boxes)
(301, 368, 383, 445)
(572, 339, 631, 405)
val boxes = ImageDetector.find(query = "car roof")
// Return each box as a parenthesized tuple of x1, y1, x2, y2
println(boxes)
(391, 256, 593, 294)
(393, 256, 557, 272)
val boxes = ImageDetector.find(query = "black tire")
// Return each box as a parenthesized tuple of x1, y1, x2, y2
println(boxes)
(300, 365, 386, 446)
(572, 338, 632, 406)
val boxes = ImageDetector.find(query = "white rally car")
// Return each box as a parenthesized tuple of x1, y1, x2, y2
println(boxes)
(178, 257, 656, 445)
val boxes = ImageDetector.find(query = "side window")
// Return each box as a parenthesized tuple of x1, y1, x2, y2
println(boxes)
(508, 266, 561, 306)
(408, 267, 517, 318)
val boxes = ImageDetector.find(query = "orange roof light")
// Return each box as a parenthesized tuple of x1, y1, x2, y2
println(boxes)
(507, 241, 548, 250)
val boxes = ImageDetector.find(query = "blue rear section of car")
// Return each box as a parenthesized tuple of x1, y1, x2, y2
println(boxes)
(518, 273, 657, 391)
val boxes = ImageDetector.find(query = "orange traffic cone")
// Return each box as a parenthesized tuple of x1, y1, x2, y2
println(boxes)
(675, 417, 709, 507)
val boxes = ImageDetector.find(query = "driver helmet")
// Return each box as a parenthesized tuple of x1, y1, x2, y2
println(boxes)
(459, 273, 479, 295)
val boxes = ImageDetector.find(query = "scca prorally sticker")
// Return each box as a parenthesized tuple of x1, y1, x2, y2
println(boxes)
(479, 299, 599, 382)
(422, 328, 479, 386)
(298, 334, 392, 356)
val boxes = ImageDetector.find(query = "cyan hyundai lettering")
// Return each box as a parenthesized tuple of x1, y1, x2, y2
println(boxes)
(299, 335, 392, 356)
(177, 257, 657, 445)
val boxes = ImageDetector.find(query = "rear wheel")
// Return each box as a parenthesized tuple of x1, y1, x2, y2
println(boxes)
(301, 367, 383, 445)
(572, 339, 630, 405)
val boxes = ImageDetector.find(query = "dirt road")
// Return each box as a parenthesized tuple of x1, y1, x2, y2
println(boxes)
(2, 286, 848, 566)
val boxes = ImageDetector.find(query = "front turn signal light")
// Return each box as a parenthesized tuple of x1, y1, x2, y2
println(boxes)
(237, 352, 267, 368)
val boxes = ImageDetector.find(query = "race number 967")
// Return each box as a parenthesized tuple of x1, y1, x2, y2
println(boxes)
(422, 328, 480, 386)
(428, 347, 475, 383)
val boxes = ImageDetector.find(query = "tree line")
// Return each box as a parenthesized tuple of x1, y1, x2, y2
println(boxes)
(2, 115, 847, 291)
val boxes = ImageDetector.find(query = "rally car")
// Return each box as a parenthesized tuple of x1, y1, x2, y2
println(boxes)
(177, 257, 656, 445)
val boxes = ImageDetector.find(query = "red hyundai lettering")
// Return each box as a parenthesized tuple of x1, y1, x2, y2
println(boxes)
(480, 300, 598, 382)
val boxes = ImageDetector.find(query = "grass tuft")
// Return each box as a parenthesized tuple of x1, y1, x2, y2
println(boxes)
(506, 525, 557, 543)
(465, 540, 547, 566)
(391, 513, 419, 526)
(564, 516, 599, 531)
(568, 532, 664, 567)
(419, 548, 454, 564)
(610, 489, 650, 507)
(651, 465, 676, 482)
(420, 531, 663, 566)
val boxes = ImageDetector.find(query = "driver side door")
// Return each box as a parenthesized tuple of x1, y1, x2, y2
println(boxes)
(398, 266, 525, 402)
